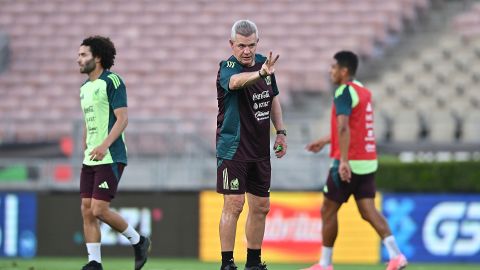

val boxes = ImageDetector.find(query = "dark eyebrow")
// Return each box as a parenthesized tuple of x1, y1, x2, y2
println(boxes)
(238, 42, 256, 47)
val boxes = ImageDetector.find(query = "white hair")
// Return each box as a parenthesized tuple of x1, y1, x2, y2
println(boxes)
(230, 19, 258, 41)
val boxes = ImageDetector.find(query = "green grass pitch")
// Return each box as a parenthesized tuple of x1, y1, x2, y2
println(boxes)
(0, 258, 478, 270)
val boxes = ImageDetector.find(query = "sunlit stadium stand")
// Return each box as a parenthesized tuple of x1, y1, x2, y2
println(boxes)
(0, 0, 431, 146)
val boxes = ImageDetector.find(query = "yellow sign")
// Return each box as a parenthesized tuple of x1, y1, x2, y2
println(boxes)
(199, 191, 380, 264)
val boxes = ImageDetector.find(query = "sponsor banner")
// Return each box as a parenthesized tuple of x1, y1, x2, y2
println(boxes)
(0, 192, 37, 258)
(37, 192, 198, 257)
(382, 194, 480, 262)
(200, 191, 379, 263)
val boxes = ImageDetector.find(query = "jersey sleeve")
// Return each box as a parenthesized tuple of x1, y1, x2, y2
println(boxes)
(106, 73, 127, 109)
(334, 85, 352, 116)
(271, 74, 279, 96)
(219, 60, 242, 92)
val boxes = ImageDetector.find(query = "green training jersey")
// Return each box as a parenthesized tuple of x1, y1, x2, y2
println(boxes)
(80, 70, 128, 166)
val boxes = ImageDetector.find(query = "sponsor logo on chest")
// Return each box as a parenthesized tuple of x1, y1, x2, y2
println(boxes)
(252, 90, 270, 101)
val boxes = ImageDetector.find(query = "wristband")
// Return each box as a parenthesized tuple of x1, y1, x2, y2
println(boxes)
(276, 129, 287, 136)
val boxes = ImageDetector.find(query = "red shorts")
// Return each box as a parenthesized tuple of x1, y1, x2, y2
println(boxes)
(216, 158, 271, 197)
(80, 163, 125, 202)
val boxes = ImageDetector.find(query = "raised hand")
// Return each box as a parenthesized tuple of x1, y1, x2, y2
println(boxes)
(259, 51, 279, 77)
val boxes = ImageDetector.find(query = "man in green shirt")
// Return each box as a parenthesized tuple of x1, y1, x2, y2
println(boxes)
(77, 36, 150, 270)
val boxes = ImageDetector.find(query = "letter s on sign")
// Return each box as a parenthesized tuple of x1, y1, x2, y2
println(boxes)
(453, 203, 480, 256)
(423, 202, 466, 256)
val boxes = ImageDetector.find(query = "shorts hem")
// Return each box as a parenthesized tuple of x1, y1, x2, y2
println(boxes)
(92, 194, 113, 202)
(246, 191, 270, 198)
(354, 194, 376, 201)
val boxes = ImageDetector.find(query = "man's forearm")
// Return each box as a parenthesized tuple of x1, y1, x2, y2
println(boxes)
(229, 71, 263, 90)
(271, 96, 284, 130)
(102, 117, 128, 148)
(82, 124, 87, 150)
(338, 127, 350, 162)
(319, 134, 331, 145)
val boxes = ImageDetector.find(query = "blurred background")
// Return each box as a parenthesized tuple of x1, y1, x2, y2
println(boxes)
(0, 0, 479, 267)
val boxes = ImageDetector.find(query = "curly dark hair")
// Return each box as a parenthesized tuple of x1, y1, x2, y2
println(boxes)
(81, 36, 116, 69)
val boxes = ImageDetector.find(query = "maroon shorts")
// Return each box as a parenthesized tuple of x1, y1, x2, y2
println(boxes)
(323, 169, 376, 203)
(216, 158, 271, 197)
(80, 163, 125, 202)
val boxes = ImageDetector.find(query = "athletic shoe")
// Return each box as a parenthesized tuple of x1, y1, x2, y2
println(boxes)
(221, 261, 238, 270)
(386, 254, 408, 270)
(133, 236, 151, 270)
(81, 260, 103, 270)
(244, 262, 268, 270)
(301, 264, 333, 270)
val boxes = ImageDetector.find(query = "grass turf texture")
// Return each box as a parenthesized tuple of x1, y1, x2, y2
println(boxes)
(0, 258, 479, 270)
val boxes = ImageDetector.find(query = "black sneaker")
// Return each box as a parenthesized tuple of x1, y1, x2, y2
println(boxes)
(133, 236, 151, 270)
(81, 260, 103, 270)
(244, 262, 268, 270)
(221, 261, 238, 270)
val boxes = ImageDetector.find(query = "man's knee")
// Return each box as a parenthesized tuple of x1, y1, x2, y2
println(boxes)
(321, 200, 339, 220)
(357, 199, 378, 222)
(359, 210, 372, 222)
(223, 195, 245, 217)
(92, 204, 109, 219)
(250, 199, 270, 216)
(81, 200, 93, 218)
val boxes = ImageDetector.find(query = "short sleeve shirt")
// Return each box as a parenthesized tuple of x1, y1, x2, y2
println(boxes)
(80, 70, 128, 166)
(216, 54, 279, 161)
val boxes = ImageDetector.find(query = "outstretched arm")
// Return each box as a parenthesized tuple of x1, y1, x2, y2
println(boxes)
(306, 135, 330, 153)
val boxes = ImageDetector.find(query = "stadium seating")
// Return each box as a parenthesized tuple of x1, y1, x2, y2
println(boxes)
(365, 0, 480, 144)
(0, 0, 432, 145)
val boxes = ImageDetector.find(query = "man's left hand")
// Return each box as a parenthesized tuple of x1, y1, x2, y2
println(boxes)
(273, 134, 287, 158)
(339, 160, 351, 183)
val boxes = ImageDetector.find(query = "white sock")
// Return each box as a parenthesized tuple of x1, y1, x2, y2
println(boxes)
(319, 246, 333, 267)
(383, 235, 401, 259)
(86, 243, 101, 263)
(121, 224, 140, 245)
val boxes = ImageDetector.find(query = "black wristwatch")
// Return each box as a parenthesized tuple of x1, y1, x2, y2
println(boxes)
(276, 129, 287, 136)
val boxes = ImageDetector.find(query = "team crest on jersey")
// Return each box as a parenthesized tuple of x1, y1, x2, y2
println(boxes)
(93, 88, 100, 101)
(264, 75, 271, 85)
(230, 178, 239, 190)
